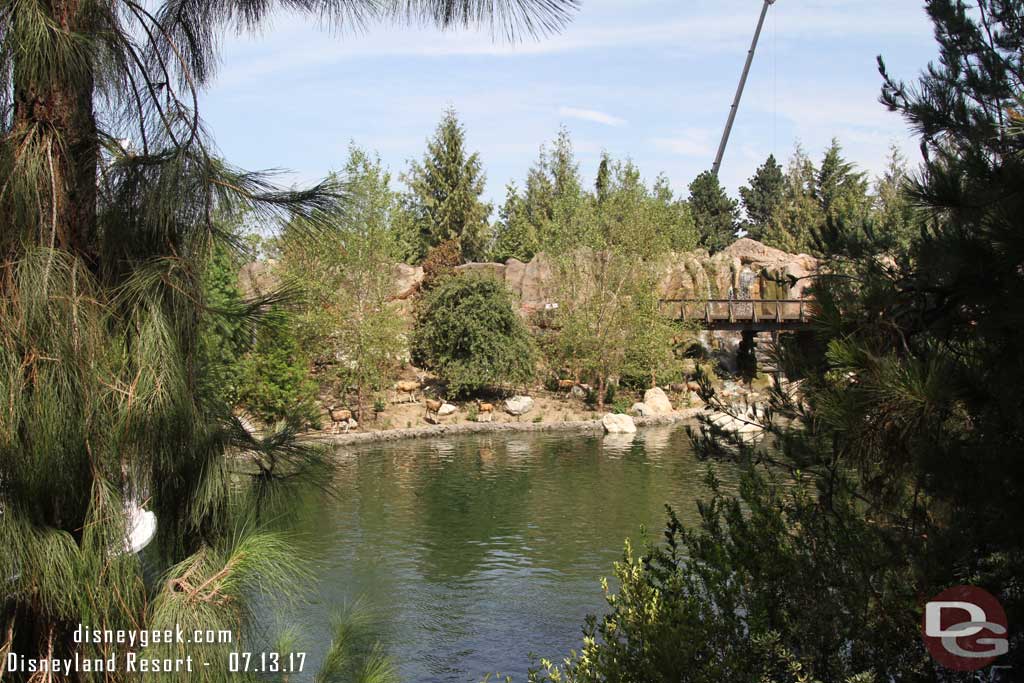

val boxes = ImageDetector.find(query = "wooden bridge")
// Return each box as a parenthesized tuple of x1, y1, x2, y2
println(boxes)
(659, 299, 814, 332)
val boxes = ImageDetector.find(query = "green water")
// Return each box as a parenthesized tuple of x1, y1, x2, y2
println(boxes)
(276, 423, 737, 682)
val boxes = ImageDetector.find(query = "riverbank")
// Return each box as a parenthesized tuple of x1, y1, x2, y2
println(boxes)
(322, 408, 703, 446)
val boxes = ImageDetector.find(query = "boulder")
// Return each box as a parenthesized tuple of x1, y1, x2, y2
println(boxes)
(437, 403, 458, 417)
(505, 395, 534, 416)
(602, 413, 637, 434)
(642, 387, 674, 415)
(392, 263, 423, 300)
(570, 384, 587, 399)
(630, 402, 651, 417)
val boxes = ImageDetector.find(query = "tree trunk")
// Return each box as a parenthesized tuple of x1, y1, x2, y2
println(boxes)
(10, 0, 97, 263)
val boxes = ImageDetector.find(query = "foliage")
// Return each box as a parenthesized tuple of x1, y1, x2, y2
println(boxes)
(687, 170, 739, 253)
(526, 1, 1024, 680)
(199, 219, 250, 406)
(402, 109, 493, 262)
(490, 182, 539, 262)
(236, 308, 320, 427)
(421, 238, 465, 291)
(739, 154, 785, 241)
(527, 471, 910, 683)
(412, 275, 536, 396)
(280, 145, 407, 418)
(523, 128, 591, 252)
(0, 0, 577, 674)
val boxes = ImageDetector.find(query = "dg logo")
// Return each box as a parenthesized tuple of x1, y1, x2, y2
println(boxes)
(922, 585, 1009, 671)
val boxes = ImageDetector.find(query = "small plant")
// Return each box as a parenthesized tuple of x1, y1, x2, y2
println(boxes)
(532, 415, 543, 423)
(611, 397, 632, 415)
(373, 395, 387, 415)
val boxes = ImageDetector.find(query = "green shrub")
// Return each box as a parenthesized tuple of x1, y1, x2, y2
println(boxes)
(236, 308, 319, 427)
(412, 275, 536, 397)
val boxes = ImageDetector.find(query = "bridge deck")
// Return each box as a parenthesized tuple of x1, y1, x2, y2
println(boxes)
(659, 299, 814, 332)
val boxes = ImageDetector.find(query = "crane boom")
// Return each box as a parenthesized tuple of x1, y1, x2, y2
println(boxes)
(711, 0, 777, 177)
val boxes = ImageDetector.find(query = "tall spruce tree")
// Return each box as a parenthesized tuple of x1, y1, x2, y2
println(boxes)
(688, 170, 739, 253)
(490, 182, 539, 262)
(739, 154, 785, 241)
(402, 109, 493, 262)
(0, 0, 577, 678)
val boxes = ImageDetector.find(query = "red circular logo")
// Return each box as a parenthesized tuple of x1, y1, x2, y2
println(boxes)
(922, 585, 1009, 671)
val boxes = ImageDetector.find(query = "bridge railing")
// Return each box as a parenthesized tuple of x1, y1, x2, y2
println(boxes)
(658, 299, 812, 325)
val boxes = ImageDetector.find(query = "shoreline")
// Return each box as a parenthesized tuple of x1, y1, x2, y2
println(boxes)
(321, 409, 704, 447)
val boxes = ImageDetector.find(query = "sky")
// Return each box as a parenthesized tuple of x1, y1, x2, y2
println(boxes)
(198, 0, 940, 207)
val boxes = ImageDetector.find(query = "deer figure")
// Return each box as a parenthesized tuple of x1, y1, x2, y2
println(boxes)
(424, 398, 443, 421)
(476, 400, 494, 422)
(394, 380, 422, 404)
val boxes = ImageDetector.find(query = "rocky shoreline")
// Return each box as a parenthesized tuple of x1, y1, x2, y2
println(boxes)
(322, 409, 703, 447)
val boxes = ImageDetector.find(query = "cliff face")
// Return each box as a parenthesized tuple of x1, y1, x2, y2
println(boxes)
(239, 238, 817, 312)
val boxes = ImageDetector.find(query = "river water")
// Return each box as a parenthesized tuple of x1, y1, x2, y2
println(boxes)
(271, 423, 737, 682)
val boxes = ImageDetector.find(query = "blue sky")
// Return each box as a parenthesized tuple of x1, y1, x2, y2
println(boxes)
(198, 0, 939, 207)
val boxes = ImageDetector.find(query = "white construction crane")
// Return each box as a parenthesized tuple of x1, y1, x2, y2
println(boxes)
(711, 0, 778, 177)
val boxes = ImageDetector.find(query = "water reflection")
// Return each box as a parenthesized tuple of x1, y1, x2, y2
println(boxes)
(271, 423, 736, 682)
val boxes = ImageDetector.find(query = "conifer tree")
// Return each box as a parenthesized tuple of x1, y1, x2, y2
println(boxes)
(738, 154, 785, 241)
(403, 109, 493, 262)
(490, 182, 539, 262)
(0, 0, 576, 675)
(687, 170, 739, 253)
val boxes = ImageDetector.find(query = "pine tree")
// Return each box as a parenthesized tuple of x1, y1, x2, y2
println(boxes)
(687, 170, 739, 253)
(595, 152, 611, 205)
(760, 144, 823, 254)
(0, 0, 576, 674)
(403, 109, 493, 262)
(524, 127, 588, 251)
(738, 154, 785, 241)
(490, 182, 539, 262)
(870, 145, 917, 253)
(814, 138, 868, 222)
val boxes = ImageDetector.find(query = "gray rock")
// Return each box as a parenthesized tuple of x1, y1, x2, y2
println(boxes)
(630, 402, 650, 417)
(602, 413, 637, 434)
(437, 403, 458, 417)
(505, 395, 535, 416)
(642, 387, 674, 415)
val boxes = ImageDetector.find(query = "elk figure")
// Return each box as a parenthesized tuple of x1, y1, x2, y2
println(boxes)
(394, 380, 422, 404)
(476, 400, 494, 422)
(329, 406, 355, 433)
(424, 398, 443, 421)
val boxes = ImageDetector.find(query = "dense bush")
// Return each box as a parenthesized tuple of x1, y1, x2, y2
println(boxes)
(412, 275, 536, 396)
(236, 308, 320, 427)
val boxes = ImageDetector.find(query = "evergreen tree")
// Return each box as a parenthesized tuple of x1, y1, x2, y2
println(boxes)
(0, 0, 576, 675)
(760, 144, 823, 254)
(595, 152, 611, 205)
(814, 138, 869, 222)
(687, 170, 739, 253)
(490, 182, 539, 262)
(524, 127, 589, 251)
(870, 144, 917, 253)
(402, 109, 493, 262)
(738, 154, 785, 240)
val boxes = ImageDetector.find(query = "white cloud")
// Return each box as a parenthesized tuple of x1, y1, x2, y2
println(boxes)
(652, 129, 715, 158)
(558, 106, 626, 127)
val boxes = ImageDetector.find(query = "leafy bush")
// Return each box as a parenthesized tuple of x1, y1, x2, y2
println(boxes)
(412, 275, 536, 397)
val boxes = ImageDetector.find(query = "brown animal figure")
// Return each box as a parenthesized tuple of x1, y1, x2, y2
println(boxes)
(686, 381, 701, 393)
(476, 400, 494, 422)
(424, 398, 443, 421)
(394, 380, 421, 404)
(329, 407, 354, 433)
